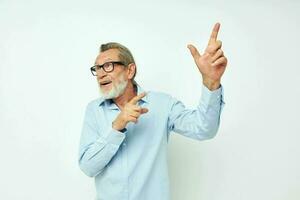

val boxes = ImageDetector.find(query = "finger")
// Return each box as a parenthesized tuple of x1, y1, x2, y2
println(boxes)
(206, 40, 222, 54)
(128, 110, 140, 118)
(187, 44, 201, 59)
(209, 22, 220, 44)
(129, 108, 148, 117)
(131, 105, 142, 112)
(129, 92, 147, 105)
(141, 108, 149, 114)
(128, 116, 138, 123)
(211, 49, 224, 62)
(212, 56, 227, 67)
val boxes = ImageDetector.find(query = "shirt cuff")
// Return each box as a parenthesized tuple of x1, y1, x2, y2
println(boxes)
(96, 128, 126, 146)
(200, 84, 224, 106)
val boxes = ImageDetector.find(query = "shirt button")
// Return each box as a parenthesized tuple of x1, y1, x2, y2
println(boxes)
(123, 143, 126, 146)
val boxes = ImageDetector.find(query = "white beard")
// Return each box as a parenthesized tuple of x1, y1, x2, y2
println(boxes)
(98, 75, 128, 99)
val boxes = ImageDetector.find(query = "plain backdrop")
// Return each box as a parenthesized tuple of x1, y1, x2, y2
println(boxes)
(1, 0, 300, 199)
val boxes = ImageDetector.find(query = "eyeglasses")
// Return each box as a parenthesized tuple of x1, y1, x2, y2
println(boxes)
(90, 61, 125, 76)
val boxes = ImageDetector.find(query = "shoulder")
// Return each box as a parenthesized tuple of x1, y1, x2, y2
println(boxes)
(85, 97, 104, 110)
(147, 90, 171, 99)
(146, 90, 177, 105)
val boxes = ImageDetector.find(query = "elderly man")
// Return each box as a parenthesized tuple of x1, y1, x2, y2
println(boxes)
(78, 23, 227, 200)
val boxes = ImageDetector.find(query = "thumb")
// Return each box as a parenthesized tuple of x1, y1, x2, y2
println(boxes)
(141, 108, 149, 114)
(187, 44, 201, 59)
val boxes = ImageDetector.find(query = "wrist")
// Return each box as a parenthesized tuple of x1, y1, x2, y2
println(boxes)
(203, 78, 220, 91)
(112, 119, 126, 131)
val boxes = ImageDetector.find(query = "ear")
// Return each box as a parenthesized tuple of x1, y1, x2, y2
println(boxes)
(127, 63, 136, 80)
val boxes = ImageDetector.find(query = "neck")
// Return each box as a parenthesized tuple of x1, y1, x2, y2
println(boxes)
(113, 81, 136, 109)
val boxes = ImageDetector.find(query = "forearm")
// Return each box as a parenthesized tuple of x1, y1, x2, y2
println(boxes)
(78, 128, 125, 177)
(168, 84, 225, 140)
(198, 84, 224, 137)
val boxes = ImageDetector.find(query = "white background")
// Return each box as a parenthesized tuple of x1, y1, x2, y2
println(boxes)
(1, 0, 299, 199)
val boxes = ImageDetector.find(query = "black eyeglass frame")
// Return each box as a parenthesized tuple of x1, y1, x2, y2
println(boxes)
(90, 61, 125, 76)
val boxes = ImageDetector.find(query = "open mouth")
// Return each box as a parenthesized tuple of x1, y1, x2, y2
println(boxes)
(100, 81, 112, 86)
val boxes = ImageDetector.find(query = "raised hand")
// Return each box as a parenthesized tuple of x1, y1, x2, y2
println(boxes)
(112, 92, 149, 131)
(187, 23, 228, 91)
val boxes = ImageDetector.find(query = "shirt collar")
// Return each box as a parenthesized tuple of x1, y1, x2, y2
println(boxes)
(98, 83, 148, 107)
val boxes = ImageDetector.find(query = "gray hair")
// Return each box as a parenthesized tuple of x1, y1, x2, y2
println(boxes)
(100, 42, 137, 84)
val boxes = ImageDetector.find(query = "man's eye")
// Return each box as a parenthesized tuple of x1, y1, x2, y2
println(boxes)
(104, 63, 112, 68)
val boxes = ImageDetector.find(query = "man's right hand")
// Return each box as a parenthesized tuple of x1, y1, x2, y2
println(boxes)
(112, 92, 149, 131)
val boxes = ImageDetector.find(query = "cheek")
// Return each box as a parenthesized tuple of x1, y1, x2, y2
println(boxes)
(114, 72, 127, 82)
(110, 75, 118, 83)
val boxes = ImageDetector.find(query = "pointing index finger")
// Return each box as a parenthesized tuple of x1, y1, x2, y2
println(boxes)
(129, 92, 147, 105)
(209, 23, 221, 44)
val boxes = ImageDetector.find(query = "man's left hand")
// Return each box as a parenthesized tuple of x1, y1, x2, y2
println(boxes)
(187, 22, 228, 91)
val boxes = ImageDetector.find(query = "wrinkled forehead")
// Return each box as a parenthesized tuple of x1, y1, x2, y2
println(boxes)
(95, 49, 120, 65)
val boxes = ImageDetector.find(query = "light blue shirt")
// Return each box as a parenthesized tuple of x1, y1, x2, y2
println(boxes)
(78, 83, 225, 200)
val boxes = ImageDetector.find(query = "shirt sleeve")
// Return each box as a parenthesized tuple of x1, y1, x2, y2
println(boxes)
(167, 84, 225, 140)
(78, 103, 126, 177)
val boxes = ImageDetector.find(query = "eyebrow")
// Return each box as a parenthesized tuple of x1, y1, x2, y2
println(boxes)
(94, 59, 113, 65)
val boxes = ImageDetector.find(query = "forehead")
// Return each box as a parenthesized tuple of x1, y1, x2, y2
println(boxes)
(95, 49, 120, 65)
